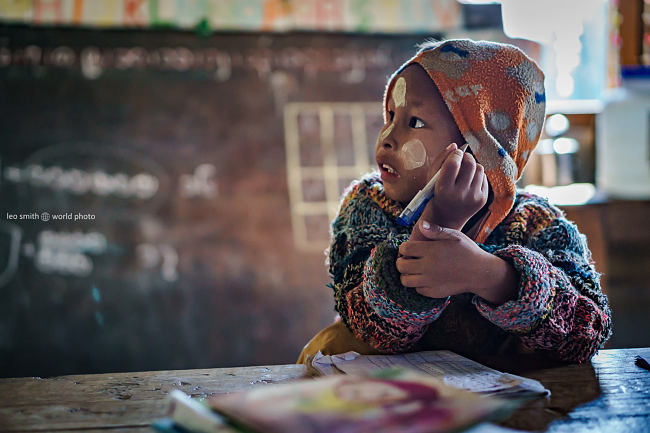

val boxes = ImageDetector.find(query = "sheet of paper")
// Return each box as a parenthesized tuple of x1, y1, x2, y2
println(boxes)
(310, 351, 340, 376)
(323, 350, 543, 394)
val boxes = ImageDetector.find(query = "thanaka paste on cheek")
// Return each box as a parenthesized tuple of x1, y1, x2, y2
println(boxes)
(400, 139, 427, 170)
(393, 77, 406, 107)
(379, 123, 394, 141)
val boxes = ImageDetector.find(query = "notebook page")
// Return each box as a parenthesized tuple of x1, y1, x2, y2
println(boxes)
(326, 350, 541, 394)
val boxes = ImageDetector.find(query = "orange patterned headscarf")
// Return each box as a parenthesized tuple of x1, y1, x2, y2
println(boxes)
(384, 39, 546, 243)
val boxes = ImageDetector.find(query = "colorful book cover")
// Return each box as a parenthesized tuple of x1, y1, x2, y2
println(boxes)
(207, 368, 520, 433)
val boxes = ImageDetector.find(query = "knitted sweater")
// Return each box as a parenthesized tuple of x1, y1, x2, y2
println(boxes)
(329, 172, 612, 364)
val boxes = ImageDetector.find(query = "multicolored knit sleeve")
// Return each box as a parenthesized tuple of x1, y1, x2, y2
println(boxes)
(329, 175, 450, 353)
(473, 193, 612, 363)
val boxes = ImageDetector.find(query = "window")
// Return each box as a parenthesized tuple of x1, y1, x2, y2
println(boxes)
(284, 102, 382, 251)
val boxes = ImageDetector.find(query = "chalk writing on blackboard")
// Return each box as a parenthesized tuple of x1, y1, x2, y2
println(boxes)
(33, 229, 107, 277)
(0, 142, 196, 286)
(136, 243, 179, 282)
(3, 143, 171, 215)
(0, 44, 392, 82)
(179, 164, 217, 198)
(5, 146, 221, 211)
(0, 225, 181, 285)
(0, 221, 21, 288)
(4, 163, 159, 199)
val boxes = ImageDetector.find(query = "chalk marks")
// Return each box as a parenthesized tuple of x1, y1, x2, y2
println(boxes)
(0, 222, 22, 288)
(0, 44, 392, 82)
(136, 243, 179, 282)
(0, 228, 181, 283)
(5, 143, 170, 216)
(35, 229, 107, 277)
(5, 144, 222, 208)
(4, 163, 159, 199)
(0, 143, 215, 284)
(0, 226, 181, 283)
(38, 229, 107, 253)
(80, 47, 103, 80)
(180, 164, 217, 198)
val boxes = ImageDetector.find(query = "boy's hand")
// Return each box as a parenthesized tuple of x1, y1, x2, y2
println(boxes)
(398, 221, 518, 303)
(423, 146, 488, 231)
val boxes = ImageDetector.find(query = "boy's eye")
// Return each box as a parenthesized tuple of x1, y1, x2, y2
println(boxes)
(388, 110, 395, 122)
(409, 117, 425, 128)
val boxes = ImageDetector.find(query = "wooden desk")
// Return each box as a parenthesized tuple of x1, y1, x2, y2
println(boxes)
(1, 348, 649, 433)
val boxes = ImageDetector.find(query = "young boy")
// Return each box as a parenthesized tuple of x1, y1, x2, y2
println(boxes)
(298, 39, 611, 364)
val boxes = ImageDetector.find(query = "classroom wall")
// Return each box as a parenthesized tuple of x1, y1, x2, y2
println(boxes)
(0, 24, 446, 377)
(0, 0, 462, 33)
(2, 19, 646, 378)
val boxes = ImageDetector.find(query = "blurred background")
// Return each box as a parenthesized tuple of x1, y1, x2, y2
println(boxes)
(0, 0, 648, 378)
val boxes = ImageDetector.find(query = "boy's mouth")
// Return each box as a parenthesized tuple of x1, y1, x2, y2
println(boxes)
(378, 162, 400, 180)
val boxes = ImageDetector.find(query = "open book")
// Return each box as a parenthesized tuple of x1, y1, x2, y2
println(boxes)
(310, 350, 550, 398)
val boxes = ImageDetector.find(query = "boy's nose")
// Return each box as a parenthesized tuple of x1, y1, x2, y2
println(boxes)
(380, 126, 398, 150)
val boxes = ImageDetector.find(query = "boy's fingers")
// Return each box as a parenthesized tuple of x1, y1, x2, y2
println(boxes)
(418, 221, 462, 241)
(481, 171, 488, 192)
(398, 240, 431, 258)
(400, 274, 426, 288)
(399, 241, 418, 257)
(470, 164, 485, 190)
(416, 287, 446, 297)
(395, 256, 422, 274)
(455, 152, 476, 188)
(436, 148, 464, 190)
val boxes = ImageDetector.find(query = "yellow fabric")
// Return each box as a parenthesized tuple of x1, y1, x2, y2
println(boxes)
(297, 320, 381, 365)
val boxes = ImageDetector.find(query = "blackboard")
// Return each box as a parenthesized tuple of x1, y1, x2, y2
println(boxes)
(0, 24, 433, 377)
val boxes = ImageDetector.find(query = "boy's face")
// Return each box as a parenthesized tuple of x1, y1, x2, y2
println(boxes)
(376, 64, 464, 205)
